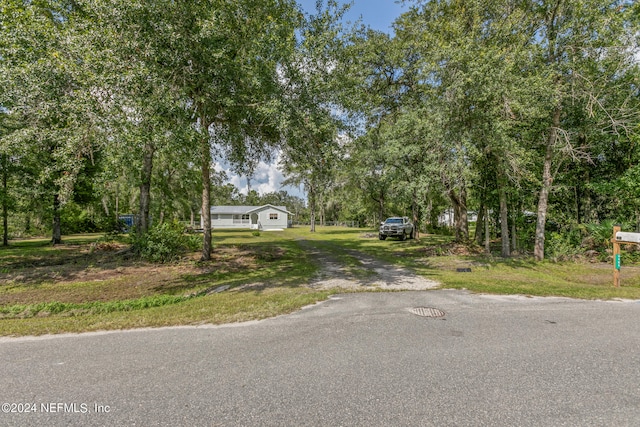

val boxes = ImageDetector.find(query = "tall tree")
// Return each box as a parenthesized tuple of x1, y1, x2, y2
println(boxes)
(280, 0, 349, 232)
(1, 0, 101, 243)
(154, 0, 299, 260)
(80, 0, 198, 235)
(527, 0, 639, 260)
(85, 0, 300, 259)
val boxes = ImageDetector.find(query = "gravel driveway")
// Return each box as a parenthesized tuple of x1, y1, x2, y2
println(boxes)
(295, 239, 440, 291)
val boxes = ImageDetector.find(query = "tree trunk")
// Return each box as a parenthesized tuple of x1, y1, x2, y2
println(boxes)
(475, 201, 485, 245)
(378, 190, 385, 224)
(52, 193, 61, 245)
(2, 154, 7, 246)
(510, 196, 518, 253)
(115, 182, 119, 222)
(426, 199, 434, 230)
(511, 215, 517, 254)
(138, 141, 154, 235)
(534, 107, 561, 261)
(101, 197, 110, 217)
(448, 187, 468, 242)
(200, 121, 212, 261)
(319, 192, 325, 226)
(308, 183, 316, 232)
(498, 175, 510, 258)
(484, 205, 490, 254)
(412, 189, 420, 240)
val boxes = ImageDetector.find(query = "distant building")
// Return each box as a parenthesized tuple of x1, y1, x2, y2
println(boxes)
(206, 205, 293, 230)
(438, 209, 478, 227)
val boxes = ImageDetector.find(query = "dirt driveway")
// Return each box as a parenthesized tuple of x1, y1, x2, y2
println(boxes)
(295, 239, 439, 291)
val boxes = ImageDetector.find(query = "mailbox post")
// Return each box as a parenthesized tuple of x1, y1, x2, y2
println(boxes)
(613, 225, 621, 287)
(612, 226, 640, 287)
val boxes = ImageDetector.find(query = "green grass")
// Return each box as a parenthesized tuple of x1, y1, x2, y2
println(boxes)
(0, 288, 335, 336)
(297, 226, 640, 298)
(1, 226, 639, 337)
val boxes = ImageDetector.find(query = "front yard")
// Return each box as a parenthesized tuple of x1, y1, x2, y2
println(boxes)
(1, 227, 639, 336)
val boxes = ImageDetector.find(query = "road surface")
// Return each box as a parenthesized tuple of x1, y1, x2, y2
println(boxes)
(1, 290, 639, 426)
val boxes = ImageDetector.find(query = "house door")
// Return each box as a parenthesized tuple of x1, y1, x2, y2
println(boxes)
(251, 213, 259, 229)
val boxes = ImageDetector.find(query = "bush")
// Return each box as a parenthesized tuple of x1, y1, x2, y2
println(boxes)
(545, 220, 640, 262)
(546, 230, 583, 261)
(60, 202, 99, 234)
(131, 220, 199, 263)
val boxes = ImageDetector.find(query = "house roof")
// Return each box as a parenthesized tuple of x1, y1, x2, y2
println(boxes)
(210, 204, 293, 215)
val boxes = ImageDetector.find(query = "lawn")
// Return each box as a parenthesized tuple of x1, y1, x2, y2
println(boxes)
(1, 227, 639, 336)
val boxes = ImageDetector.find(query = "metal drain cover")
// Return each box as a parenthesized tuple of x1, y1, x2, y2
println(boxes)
(410, 307, 446, 318)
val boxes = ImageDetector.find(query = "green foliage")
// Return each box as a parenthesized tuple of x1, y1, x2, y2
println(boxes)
(583, 221, 618, 252)
(545, 220, 640, 262)
(0, 295, 190, 319)
(545, 231, 584, 262)
(59, 202, 98, 234)
(131, 220, 199, 263)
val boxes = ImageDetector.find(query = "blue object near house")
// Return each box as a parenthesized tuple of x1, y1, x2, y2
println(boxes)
(118, 214, 136, 230)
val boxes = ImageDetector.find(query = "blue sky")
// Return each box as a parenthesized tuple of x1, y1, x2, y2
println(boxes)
(220, 1, 408, 200)
(297, 0, 407, 34)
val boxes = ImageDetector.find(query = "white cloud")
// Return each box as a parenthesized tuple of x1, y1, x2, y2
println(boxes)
(254, 160, 284, 195)
(214, 151, 305, 199)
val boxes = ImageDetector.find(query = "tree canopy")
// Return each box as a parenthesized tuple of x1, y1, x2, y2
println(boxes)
(1, 0, 639, 261)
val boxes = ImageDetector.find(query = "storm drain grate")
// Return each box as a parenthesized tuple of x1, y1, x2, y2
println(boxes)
(410, 307, 446, 318)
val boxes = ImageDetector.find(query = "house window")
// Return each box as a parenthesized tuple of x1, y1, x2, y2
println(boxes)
(269, 213, 278, 220)
(212, 214, 219, 220)
(233, 214, 250, 224)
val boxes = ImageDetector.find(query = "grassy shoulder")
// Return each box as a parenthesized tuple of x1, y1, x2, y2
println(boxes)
(0, 287, 334, 336)
(0, 231, 332, 336)
(1, 227, 639, 336)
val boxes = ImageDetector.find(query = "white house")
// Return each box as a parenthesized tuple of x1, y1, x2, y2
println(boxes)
(438, 209, 478, 227)
(207, 205, 293, 230)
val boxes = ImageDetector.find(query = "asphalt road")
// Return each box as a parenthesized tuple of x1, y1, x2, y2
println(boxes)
(1, 290, 639, 426)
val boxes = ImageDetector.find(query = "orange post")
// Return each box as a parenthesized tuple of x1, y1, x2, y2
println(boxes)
(613, 225, 621, 288)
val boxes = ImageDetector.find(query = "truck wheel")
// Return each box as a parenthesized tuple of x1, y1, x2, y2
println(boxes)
(400, 232, 406, 241)
(379, 234, 386, 240)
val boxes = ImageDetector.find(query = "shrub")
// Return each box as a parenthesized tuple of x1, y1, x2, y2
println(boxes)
(545, 220, 640, 262)
(546, 230, 583, 261)
(60, 202, 99, 234)
(131, 220, 198, 263)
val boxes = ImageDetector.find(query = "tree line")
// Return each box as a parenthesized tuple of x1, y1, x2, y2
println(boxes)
(1, 0, 639, 261)
(336, 0, 640, 259)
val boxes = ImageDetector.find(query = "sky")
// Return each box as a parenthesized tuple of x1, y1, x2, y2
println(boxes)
(298, 0, 407, 34)
(218, 1, 407, 200)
